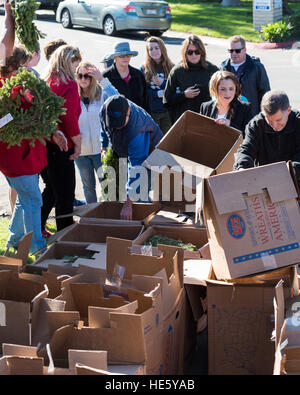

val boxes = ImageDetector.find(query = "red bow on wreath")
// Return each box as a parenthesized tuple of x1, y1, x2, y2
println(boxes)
(11, 85, 34, 110)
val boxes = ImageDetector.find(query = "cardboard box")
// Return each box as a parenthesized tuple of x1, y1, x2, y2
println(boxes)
(143, 111, 242, 209)
(143, 207, 197, 227)
(133, 224, 208, 260)
(78, 201, 161, 225)
(207, 265, 298, 375)
(0, 344, 146, 375)
(203, 161, 300, 279)
(56, 223, 144, 244)
(105, 237, 185, 375)
(30, 242, 110, 273)
(49, 273, 163, 374)
(0, 270, 66, 349)
(37, 275, 163, 374)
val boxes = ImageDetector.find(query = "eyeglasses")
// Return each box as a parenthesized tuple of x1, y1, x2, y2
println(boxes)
(77, 73, 91, 80)
(186, 49, 200, 56)
(227, 48, 245, 54)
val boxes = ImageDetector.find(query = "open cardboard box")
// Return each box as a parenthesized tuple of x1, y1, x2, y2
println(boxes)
(143, 111, 242, 211)
(133, 224, 208, 260)
(29, 242, 110, 273)
(105, 237, 185, 375)
(35, 273, 163, 375)
(183, 258, 299, 375)
(56, 223, 144, 244)
(0, 270, 66, 349)
(0, 344, 145, 375)
(203, 161, 300, 279)
(78, 201, 161, 226)
(143, 207, 196, 227)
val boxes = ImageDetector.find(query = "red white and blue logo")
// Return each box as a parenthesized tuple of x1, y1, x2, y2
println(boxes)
(227, 214, 246, 239)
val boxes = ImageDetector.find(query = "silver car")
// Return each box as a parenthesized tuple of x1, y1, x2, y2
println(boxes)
(56, 0, 172, 36)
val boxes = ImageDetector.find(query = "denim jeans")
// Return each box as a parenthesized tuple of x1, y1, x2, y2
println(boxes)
(75, 154, 102, 203)
(6, 174, 46, 253)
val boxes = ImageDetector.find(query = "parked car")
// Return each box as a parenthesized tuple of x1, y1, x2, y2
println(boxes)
(56, 0, 172, 36)
(38, 0, 62, 11)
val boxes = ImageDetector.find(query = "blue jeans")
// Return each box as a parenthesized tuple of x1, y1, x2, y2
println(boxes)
(6, 174, 46, 253)
(75, 154, 102, 203)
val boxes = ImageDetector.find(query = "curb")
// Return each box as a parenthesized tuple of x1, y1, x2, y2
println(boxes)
(168, 31, 299, 50)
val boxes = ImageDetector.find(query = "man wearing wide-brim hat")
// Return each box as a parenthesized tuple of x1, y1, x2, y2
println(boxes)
(103, 42, 149, 112)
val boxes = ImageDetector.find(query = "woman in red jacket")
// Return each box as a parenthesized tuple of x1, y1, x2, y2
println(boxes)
(41, 45, 82, 233)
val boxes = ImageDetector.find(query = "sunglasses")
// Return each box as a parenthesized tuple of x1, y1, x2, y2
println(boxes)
(186, 49, 200, 56)
(77, 73, 91, 80)
(227, 48, 245, 54)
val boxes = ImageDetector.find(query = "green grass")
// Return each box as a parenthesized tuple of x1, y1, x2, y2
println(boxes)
(169, 0, 300, 42)
(0, 217, 56, 264)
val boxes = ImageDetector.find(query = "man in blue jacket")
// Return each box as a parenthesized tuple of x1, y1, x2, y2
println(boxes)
(100, 95, 163, 220)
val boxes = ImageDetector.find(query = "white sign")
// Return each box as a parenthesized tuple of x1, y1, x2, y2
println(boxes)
(0, 113, 13, 129)
(254, 0, 271, 11)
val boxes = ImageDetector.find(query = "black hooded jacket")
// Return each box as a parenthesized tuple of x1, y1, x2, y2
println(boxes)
(234, 110, 300, 184)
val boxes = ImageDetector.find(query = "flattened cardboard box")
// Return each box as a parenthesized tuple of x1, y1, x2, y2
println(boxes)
(207, 264, 298, 375)
(204, 162, 300, 279)
(106, 237, 185, 375)
(78, 201, 161, 226)
(143, 110, 242, 209)
(133, 224, 208, 260)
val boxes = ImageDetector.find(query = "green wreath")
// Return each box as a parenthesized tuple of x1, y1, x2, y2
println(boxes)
(0, 68, 66, 147)
(11, 0, 46, 53)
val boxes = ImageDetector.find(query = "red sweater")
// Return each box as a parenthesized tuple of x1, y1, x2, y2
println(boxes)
(0, 78, 47, 177)
(49, 75, 81, 149)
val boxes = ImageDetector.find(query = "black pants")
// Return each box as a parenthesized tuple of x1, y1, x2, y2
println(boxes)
(41, 143, 75, 232)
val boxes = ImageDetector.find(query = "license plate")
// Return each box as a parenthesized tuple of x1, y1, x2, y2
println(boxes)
(146, 9, 157, 14)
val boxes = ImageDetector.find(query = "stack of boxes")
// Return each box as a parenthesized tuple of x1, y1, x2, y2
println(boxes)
(1, 111, 300, 375)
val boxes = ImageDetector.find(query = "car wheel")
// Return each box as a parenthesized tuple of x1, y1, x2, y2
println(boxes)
(103, 15, 116, 36)
(149, 30, 164, 37)
(61, 8, 73, 29)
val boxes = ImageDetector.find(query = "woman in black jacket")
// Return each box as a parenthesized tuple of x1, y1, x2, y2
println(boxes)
(200, 70, 252, 138)
(163, 34, 218, 124)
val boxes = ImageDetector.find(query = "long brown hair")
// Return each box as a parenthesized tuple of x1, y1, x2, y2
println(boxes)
(76, 61, 101, 103)
(209, 70, 241, 119)
(181, 34, 207, 70)
(143, 36, 174, 83)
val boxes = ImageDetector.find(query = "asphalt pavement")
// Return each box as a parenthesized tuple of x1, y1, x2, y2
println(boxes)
(0, 9, 299, 216)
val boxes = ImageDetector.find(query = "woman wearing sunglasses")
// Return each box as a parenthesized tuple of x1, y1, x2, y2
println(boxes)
(41, 45, 82, 234)
(163, 34, 218, 124)
(75, 61, 118, 203)
(200, 70, 252, 138)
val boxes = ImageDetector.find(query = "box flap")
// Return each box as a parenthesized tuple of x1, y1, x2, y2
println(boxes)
(68, 349, 108, 371)
(88, 301, 138, 328)
(183, 259, 212, 286)
(274, 280, 285, 349)
(2, 344, 38, 358)
(208, 162, 298, 215)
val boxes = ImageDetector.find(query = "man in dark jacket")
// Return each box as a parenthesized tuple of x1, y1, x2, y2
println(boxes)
(234, 90, 300, 189)
(103, 42, 149, 112)
(100, 95, 163, 220)
(220, 35, 270, 118)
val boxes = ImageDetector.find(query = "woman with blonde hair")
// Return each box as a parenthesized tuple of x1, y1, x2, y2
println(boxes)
(200, 70, 252, 137)
(163, 34, 218, 124)
(141, 36, 174, 134)
(74, 60, 118, 203)
(41, 45, 82, 236)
